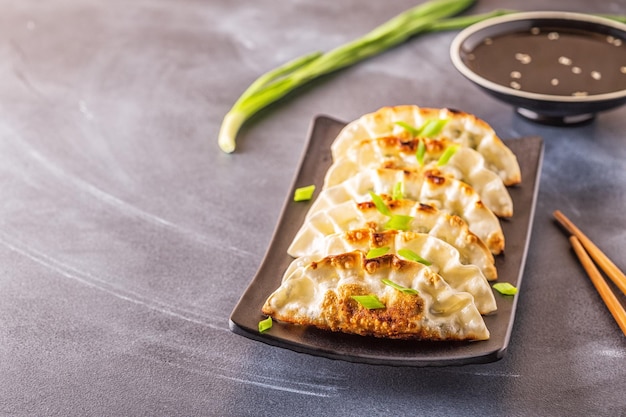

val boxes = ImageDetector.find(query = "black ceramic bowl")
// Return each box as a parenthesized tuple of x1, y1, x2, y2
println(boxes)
(450, 11, 626, 125)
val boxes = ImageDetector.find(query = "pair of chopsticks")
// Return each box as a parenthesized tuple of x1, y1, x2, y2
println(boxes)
(554, 210, 626, 336)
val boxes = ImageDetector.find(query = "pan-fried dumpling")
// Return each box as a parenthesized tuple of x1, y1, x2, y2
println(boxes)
(331, 105, 521, 186)
(288, 198, 497, 280)
(307, 168, 505, 254)
(285, 229, 497, 314)
(323, 136, 513, 217)
(262, 251, 490, 341)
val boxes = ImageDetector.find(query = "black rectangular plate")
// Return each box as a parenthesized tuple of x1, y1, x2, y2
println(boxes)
(230, 115, 544, 367)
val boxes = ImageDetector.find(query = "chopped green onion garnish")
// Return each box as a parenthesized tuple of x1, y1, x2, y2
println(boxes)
(294, 185, 316, 201)
(382, 278, 419, 295)
(394, 121, 420, 136)
(392, 181, 404, 200)
(397, 248, 432, 265)
(492, 282, 518, 295)
(416, 139, 426, 166)
(351, 294, 386, 309)
(258, 316, 273, 333)
(384, 214, 413, 231)
(437, 145, 458, 166)
(418, 119, 448, 137)
(366, 246, 390, 259)
(369, 191, 392, 216)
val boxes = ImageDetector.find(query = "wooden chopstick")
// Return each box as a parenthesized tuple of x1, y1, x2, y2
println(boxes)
(569, 236, 626, 336)
(554, 210, 626, 296)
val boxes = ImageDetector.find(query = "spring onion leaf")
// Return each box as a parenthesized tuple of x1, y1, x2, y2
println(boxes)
(218, 7, 626, 153)
(294, 185, 316, 201)
(392, 181, 404, 200)
(416, 139, 426, 166)
(419, 119, 448, 137)
(369, 191, 392, 216)
(394, 121, 421, 136)
(218, 2, 607, 153)
(384, 214, 413, 231)
(396, 119, 447, 138)
(426, 9, 515, 31)
(492, 282, 518, 296)
(397, 248, 432, 265)
(366, 246, 390, 259)
(217, 0, 480, 153)
(258, 316, 273, 333)
(351, 294, 386, 309)
(437, 145, 459, 166)
(382, 278, 419, 295)
(430, 10, 626, 30)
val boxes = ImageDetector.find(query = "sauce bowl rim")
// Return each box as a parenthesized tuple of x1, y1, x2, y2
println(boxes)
(450, 11, 626, 103)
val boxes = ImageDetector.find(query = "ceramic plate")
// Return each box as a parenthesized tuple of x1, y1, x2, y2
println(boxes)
(230, 115, 543, 367)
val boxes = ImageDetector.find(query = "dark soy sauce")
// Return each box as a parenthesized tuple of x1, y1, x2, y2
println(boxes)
(463, 27, 626, 96)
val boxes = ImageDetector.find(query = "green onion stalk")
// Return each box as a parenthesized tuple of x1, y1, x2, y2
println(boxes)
(218, 0, 514, 153)
(218, 3, 626, 153)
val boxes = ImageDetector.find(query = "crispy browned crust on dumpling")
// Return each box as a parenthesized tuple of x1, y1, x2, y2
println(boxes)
(331, 105, 521, 186)
(285, 228, 497, 313)
(288, 197, 497, 280)
(323, 135, 513, 217)
(307, 167, 505, 254)
(320, 281, 432, 339)
(263, 252, 490, 341)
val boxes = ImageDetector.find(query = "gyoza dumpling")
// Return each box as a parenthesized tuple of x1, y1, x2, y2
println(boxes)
(331, 105, 521, 186)
(324, 136, 513, 217)
(285, 229, 497, 314)
(288, 198, 497, 280)
(262, 251, 490, 341)
(307, 168, 505, 254)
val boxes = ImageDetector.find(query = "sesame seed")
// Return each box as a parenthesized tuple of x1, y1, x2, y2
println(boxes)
(548, 32, 559, 40)
(591, 71, 602, 80)
(510, 71, 522, 79)
(515, 53, 531, 64)
(530, 27, 540, 35)
(558, 56, 572, 66)
(572, 66, 582, 74)
(510, 81, 521, 89)
(551, 78, 559, 86)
